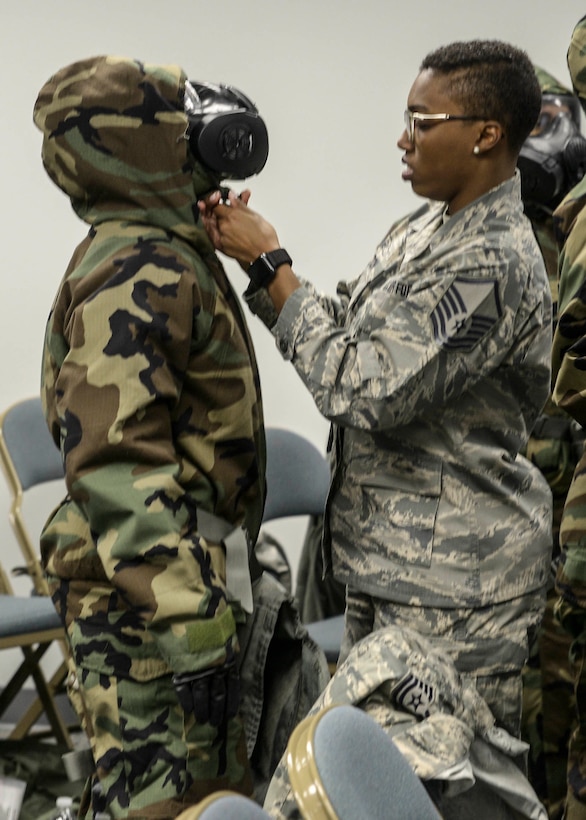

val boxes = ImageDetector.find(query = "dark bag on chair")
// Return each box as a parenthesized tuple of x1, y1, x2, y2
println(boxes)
(237, 571, 330, 804)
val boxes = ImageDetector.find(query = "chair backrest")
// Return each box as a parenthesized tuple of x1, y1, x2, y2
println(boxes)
(0, 397, 65, 594)
(263, 428, 330, 522)
(0, 411, 331, 592)
(286, 704, 441, 819)
(175, 790, 271, 819)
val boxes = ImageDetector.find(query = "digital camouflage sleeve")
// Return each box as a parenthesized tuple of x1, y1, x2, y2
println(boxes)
(249, 177, 552, 612)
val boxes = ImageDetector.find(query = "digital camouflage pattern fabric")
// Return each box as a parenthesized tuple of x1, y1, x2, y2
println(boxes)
(550, 15, 586, 819)
(248, 174, 552, 612)
(246, 173, 553, 756)
(263, 624, 548, 820)
(33, 55, 266, 817)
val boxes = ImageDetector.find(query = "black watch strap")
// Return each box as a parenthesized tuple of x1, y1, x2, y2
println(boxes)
(248, 249, 292, 289)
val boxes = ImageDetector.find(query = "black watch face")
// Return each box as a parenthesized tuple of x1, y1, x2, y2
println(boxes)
(250, 249, 291, 287)
(249, 257, 274, 287)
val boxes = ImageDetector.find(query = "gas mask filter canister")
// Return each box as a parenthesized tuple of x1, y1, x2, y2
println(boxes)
(184, 80, 269, 182)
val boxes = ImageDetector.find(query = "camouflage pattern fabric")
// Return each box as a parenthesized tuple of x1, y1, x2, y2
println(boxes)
(568, 16, 586, 113)
(246, 169, 553, 813)
(522, 588, 573, 818)
(248, 174, 552, 614)
(549, 15, 586, 819)
(263, 624, 548, 820)
(341, 586, 545, 739)
(520, 67, 584, 816)
(533, 66, 574, 98)
(524, 224, 581, 819)
(74, 660, 252, 818)
(33, 56, 266, 816)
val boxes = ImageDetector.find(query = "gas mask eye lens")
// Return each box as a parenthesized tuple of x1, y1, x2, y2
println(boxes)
(530, 112, 553, 136)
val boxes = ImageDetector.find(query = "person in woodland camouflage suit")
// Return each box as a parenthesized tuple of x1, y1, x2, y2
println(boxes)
(200, 39, 553, 744)
(519, 66, 585, 818)
(33, 56, 271, 818)
(549, 15, 586, 820)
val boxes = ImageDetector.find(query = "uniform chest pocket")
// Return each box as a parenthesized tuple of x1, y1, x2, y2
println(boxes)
(359, 463, 442, 568)
(349, 287, 405, 336)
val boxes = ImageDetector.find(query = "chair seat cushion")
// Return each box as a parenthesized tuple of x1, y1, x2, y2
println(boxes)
(311, 705, 439, 819)
(0, 595, 61, 637)
(305, 615, 344, 663)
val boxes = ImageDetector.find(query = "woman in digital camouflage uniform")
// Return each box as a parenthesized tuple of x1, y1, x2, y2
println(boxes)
(202, 39, 553, 752)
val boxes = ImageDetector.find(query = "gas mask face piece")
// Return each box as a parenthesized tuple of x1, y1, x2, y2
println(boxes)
(518, 95, 586, 208)
(184, 80, 269, 182)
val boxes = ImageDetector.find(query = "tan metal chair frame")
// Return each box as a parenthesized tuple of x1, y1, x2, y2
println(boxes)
(0, 397, 74, 747)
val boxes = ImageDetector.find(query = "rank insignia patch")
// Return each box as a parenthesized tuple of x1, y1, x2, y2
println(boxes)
(431, 277, 502, 350)
(393, 672, 435, 718)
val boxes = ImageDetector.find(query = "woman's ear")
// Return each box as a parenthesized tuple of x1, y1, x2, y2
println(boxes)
(474, 121, 505, 155)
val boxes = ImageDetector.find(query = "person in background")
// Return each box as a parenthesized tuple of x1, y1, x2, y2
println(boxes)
(33, 56, 269, 818)
(549, 15, 586, 820)
(519, 65, 586, 819)
(200, 39, 552, 746)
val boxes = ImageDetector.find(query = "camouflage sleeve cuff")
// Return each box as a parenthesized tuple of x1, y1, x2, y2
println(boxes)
(244, 280, 279, 328)
(272, 286, 321, 362)
(151, 606, 238, 674)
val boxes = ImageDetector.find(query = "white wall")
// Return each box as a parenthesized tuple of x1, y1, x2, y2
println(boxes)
(1, 1, 584, 683)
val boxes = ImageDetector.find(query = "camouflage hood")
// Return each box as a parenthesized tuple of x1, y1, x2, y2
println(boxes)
(33, 55, 217, 248)
(534, 65, 573, 97)
(550, 17, 586, 244)
(568, 15, 586, 113)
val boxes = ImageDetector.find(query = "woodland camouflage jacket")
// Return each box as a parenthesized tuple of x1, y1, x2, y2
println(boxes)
(33, 56, 266, 676)
(551, 17, 586, 623)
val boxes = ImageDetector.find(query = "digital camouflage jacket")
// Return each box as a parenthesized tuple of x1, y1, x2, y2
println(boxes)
(264, 624, 547, 820)
(248, 174, 552, 609)
(33, 56, 266, 677)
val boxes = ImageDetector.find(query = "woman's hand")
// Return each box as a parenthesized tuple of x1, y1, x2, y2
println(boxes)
(199, 189, 301, 313)
(198, 189, 281, 269)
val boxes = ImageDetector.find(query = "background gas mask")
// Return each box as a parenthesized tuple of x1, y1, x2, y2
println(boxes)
(184, 80, 269, 184)
(518, 93, 586, 210)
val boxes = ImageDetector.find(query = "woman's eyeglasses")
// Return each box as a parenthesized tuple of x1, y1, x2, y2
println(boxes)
(404, 110, 485, 143)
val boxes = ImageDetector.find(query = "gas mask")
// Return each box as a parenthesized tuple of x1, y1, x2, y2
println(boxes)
(518, 94, 586, 209)
(184, 80, 269, 183)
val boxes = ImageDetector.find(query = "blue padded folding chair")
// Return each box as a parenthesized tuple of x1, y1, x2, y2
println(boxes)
(286, 704, 441, 819)
(263, 427, 331, 523)
(175, 790, 271, 819)
(0, 396, 64, 594)
(0, 588, 72, 746)
(263, 428, 343, 669)
(304, 614, 345, 669)
(0, 396, 74, 746)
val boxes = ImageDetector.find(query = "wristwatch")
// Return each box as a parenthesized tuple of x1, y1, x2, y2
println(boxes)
(248, 249, 292, 289)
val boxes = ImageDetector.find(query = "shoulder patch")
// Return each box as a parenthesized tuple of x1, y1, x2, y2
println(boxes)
(431, 277, 502, 350)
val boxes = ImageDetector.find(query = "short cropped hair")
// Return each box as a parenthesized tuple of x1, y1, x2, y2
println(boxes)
(420, 40, 541, 154)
